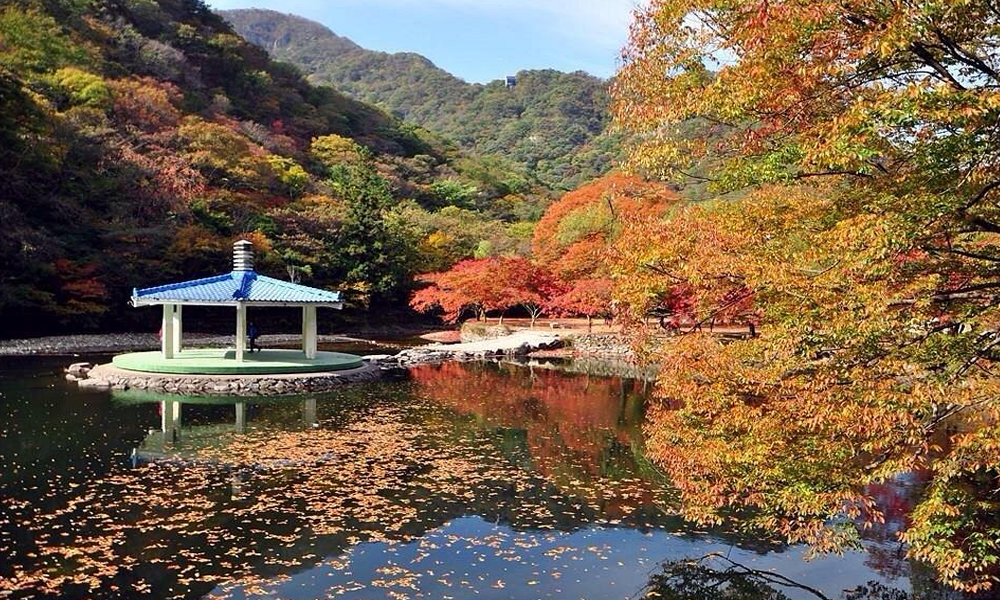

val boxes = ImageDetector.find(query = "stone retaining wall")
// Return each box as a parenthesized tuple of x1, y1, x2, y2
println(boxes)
(83, 362, 385, 396)
(505, 356, 659, 381)
(568, 333, 633, 357)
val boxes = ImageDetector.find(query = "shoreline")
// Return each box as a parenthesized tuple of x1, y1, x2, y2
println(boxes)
(60, 329, 652, 395)
(0, 332, 403, 357)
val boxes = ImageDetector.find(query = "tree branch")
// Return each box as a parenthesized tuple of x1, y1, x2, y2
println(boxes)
(909, 41, 967, 90)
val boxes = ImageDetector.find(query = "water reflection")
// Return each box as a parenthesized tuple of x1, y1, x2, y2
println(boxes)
(133, 398, 319, 464)
(638, 554, 915, 600)
(0, 358, 953, 599)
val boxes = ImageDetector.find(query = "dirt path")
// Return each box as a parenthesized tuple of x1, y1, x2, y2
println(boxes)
(384, 330, 565, 366)
(427, 330, 562, 353)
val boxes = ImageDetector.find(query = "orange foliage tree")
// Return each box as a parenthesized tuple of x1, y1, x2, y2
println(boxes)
(532, 174, 678, 324)
(612, 0, 1000, 591)
(532, 174, 676, 280)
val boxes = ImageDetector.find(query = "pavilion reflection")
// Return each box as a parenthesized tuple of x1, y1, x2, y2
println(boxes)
(123, 394, 320, 465)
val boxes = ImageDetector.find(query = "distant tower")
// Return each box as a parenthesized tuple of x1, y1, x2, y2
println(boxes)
(505, 75, 517, 89)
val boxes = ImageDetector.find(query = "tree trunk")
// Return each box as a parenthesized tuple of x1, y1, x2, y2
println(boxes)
(498, 311, 504, 325)
(587, 315, 593, 331)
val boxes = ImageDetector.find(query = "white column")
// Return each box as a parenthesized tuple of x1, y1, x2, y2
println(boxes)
(162, 400, 182, 443)
(160, 400, 169, 433)
(161, 304, 176, 359)
(235, 402, 246, 434)
(302, 306, 317, 359)
(235, 303, 247, 362)
(171, 305, 183, 354)
(303, 398, 317, 426)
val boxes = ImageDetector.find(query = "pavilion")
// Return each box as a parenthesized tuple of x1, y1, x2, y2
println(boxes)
(111, 240, 363, 375)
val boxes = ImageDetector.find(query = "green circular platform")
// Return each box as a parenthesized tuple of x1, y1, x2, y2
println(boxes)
(112, 348, 364, 375)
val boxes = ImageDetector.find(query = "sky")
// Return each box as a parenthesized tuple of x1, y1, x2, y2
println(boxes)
(207, 0, 641, 83)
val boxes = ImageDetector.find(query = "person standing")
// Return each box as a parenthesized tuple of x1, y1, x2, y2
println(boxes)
(248, 322, 261, 353)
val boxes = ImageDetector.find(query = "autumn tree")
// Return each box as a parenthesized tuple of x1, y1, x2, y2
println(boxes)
(410, 257, 560, 325)
(547, 278, 613, 331)
(613, 0, 1000, 591)
(51, 68, 111, 109)
(532, 174, 675, 281)
(493, 257, 563, 327)
(531, 174, 678, 325)
(410, 258, 498, 322)
(310, 133, 368, 170)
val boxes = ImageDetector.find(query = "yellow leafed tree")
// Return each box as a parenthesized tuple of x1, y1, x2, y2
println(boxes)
(612, 0, 1000, 591)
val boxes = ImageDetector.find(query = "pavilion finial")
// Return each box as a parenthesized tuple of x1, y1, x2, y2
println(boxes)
(233, 240, 254, 272)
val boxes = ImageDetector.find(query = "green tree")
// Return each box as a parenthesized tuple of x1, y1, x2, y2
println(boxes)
(330, 164, 414, 302)
(51, 67, 110, 108)
(0, 8, 87, 73)
(428, 179, 478, 209)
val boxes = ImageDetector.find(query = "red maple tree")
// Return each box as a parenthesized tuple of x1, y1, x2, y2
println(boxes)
(410, 257, 562, 325)
(546, 277, 613, 330)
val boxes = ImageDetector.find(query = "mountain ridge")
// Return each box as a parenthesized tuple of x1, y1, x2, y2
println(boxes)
(221, 8, 622, 190)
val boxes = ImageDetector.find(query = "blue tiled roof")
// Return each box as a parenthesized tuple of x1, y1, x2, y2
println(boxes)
(132, 271, 343, 305)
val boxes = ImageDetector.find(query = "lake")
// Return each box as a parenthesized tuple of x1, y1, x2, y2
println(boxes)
(0, 352, 970, 599)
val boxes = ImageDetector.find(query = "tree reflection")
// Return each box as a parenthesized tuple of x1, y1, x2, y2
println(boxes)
(409, 361, 677, 521)
(638, 554, 970, 600)
(408, 361, 649, 477)
(640, 556, 798, 600)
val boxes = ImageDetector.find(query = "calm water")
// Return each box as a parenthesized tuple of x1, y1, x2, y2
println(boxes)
(0, 353, 964, 599)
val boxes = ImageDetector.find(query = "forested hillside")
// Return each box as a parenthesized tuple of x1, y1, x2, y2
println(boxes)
(0, 0, 546, 336)
(222, 9, 622, 191)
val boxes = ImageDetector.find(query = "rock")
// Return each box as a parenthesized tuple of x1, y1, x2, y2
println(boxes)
(362, 354, 394, 362)
(460, 322, 512, 342)
(78, 378, 111, 391)
(66, 362, 93, 377)
(65, 373, 80, 382)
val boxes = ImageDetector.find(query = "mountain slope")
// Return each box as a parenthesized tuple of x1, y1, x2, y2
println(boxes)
(225, 9, 474, 126)
(222, 9, 622, 190)
(0, 0, 543, 336)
